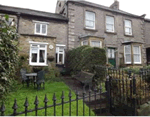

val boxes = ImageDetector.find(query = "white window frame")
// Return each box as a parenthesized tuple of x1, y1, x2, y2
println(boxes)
(124, 45, 132, 64)
(124, 20, 132, 35)
(133, 46, 141, 64)
(34, 21, 48, 35)
(81, 40, 88, 46)
(90, 40, 102, 48)
(56, 45, 65, 65)
(29, 41, 48, 66)
(85, 11, 95, 29)
(106, 16, 115, 32)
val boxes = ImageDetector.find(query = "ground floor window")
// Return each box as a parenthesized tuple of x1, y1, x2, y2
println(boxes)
(56, 45, 65, 65)
(133, 46, 141, 64)
(124, 45, 132, 64)
(29, 41, 48, 66)
(90, 40, 102, 48)
(124, 45, 141, 64)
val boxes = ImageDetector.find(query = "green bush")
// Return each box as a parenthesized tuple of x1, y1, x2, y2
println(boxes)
(66, 45, 107, 85)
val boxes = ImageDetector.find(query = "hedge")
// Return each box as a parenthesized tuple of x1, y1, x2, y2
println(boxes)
(65, 45, 107, 82)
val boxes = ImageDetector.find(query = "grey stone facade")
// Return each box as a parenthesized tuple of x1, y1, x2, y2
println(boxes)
(56, 0, 148, 67)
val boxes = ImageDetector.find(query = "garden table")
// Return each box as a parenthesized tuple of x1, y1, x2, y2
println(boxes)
(25, 73, 37, 87)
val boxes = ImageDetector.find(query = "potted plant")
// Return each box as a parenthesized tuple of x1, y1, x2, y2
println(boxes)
(47, 56, 54, 62)
(32, 66, 43, 73)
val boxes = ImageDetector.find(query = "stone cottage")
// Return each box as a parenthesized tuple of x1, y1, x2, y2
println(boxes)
(1, 0, 150, 68)
(0, 4, 68, 68)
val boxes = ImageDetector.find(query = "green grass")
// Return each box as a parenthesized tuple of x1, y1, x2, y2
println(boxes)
(2, 82, 95, 116)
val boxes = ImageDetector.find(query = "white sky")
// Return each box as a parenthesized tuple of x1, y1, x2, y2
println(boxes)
(0, 0, 150, 18)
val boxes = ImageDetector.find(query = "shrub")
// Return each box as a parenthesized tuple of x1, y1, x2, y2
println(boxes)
(66, 45, 106, 88)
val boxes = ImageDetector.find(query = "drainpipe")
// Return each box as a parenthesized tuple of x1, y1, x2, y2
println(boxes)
(16, 12, 20, 33)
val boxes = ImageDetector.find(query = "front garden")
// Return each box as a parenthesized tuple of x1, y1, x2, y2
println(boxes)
(1, 81, 95, 116)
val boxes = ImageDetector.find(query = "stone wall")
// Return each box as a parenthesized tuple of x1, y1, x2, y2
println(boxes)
(19, 35, 56, 67)
(19, 16, 68, 46)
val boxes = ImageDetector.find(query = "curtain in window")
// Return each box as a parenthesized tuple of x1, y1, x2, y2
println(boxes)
(31, 48, 38, 62)
(133, 46, 141, 63)
(39, 50, 45, 63)
(124, 45, 131, 63)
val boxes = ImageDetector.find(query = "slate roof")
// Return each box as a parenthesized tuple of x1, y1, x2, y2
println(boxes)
(67, 0, 144, 19)
(0, 4, 68, 21)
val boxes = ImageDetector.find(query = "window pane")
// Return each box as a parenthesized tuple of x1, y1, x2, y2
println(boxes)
(133, 46, 140, 54)
(86, 21, 94, 28)
(36, 24, 40, 33)
(112, 49, 115, 58)
(108, 49, 111, 58)
(42, 24, 46, 34)
(106, 24, 113, 31)
(125, 20, 131, 27)
(40, 45, 46, 48)
(39, 50, 45, 63)
(86, 11, 95, 21)
(106, 16, 114, 24)
(134, 55, 140, 63)
(126, 54, 131, 63)
(91, 41, 100, 47)
(125, 45, 131, 54)
(31, 53, 37, 62)
(59, 47, 64, 52)
(31, 48, 38, 53)
(59, 54, 63, 64)
(83, 41, 88, 45)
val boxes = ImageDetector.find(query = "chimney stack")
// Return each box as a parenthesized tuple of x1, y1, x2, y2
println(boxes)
(110, 0, 119, 10)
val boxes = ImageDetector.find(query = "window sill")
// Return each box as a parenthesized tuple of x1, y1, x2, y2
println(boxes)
(105, 31, 117, 35)
(29, 64, 48, 66)
(84, 28, 98, 32)
(124, 34, 134, 37)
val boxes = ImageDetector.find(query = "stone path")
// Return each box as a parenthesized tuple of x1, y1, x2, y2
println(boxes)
(63, 76, 113, 116)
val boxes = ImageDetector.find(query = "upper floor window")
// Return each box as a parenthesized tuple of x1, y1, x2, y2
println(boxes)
(106, 16, 115, 32)
(90, 40, 102, 48)
(29, 41, 48, 66)
(124, 20, 132, 35)
(133, 46, 141, 64)
(124, 45, 131, 64)
(35, 23, 47, 35)
(81, 40, 88, 46)
(85, 11, 95, 29)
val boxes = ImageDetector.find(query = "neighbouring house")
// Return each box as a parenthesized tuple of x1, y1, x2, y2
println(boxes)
(0, 5, 68, 68)
(0, 0, 150, 68)
(56, 0, 148, 68)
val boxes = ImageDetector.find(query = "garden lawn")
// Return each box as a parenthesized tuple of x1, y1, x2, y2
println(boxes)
(2, 82, 95, 116)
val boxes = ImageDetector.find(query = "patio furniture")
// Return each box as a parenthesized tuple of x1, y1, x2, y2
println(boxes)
(72, 71, 95, 90)
(36, 70, 45, 90)
(20, 68, 27, 86)
(25, 73, 37, 87)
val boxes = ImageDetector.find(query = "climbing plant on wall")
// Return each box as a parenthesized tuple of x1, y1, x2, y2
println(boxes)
(0, 15, 19, 99)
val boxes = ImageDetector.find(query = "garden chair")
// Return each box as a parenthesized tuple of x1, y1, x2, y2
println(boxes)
(36, 70, 45, 90)
(20, 68, 27, 86)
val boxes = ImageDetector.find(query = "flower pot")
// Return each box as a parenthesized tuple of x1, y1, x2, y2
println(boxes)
(47, 56, 54, 62)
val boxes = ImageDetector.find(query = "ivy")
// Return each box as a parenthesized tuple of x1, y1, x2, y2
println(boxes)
(0, 15, 19, 99)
